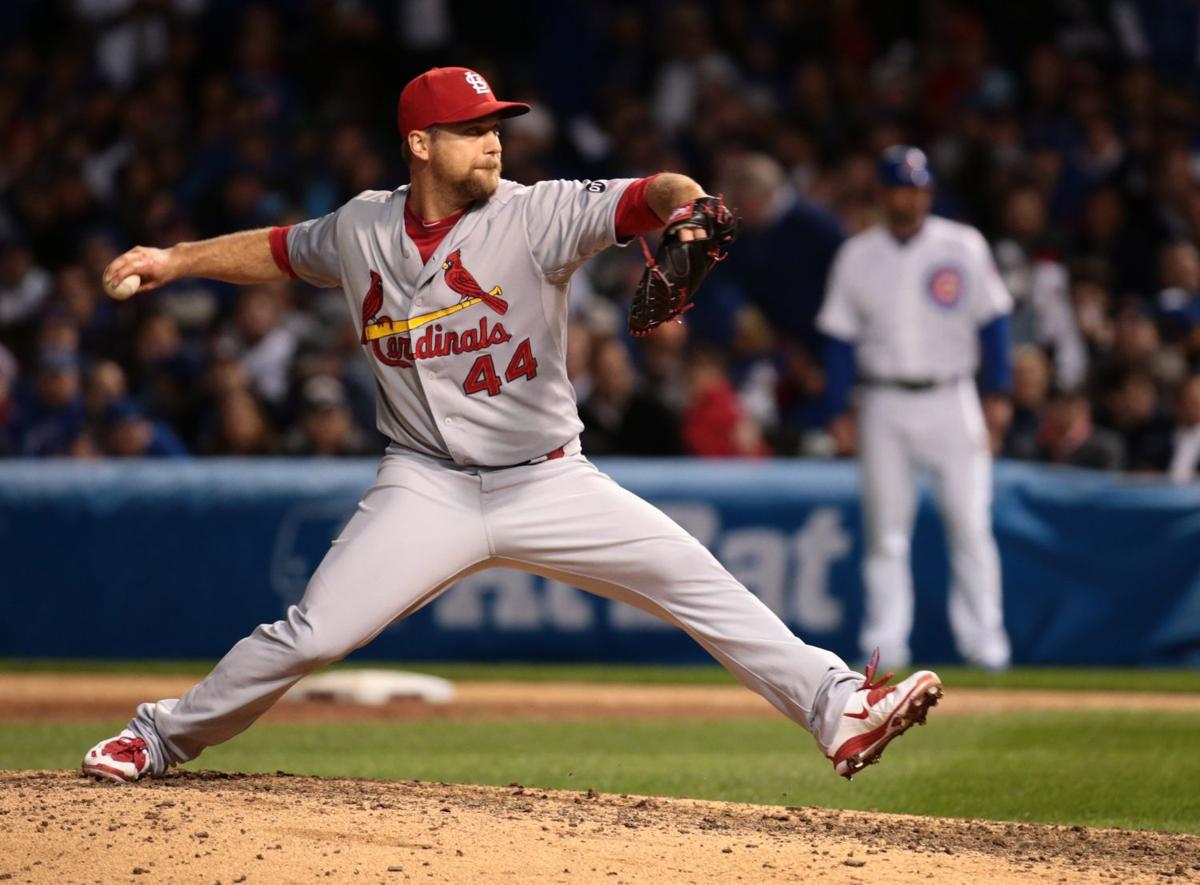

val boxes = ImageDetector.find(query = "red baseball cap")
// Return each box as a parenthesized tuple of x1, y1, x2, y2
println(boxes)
(398, 67, 530, 136)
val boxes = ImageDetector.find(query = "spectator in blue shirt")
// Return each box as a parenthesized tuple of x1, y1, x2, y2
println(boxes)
(15, 350, 86, 456)
(102, 398, 189, 458)
(702, 153, 845, 348)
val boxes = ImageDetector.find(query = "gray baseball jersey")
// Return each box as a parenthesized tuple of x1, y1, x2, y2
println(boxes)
(282, 178, 634, 467)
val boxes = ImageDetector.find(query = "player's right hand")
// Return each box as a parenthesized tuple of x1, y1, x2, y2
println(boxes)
(102, 245, 176, 295)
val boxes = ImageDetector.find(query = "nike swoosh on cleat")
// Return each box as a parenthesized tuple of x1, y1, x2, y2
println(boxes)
(843, 707, 871, 720)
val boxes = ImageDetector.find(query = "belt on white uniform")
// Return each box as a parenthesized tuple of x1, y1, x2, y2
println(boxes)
(859, 375, 966, 392)
(466, 446, 567, 471)
(520, 446, 566, 466)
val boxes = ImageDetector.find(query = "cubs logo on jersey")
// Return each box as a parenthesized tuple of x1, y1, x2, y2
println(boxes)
(925, 264, 964, 309)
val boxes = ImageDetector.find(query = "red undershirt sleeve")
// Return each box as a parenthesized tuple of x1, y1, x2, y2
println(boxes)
(268, 225, 298, 279)
(614, 174, 665, 240)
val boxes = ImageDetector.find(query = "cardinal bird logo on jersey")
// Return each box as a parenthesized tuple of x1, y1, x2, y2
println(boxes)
(359, 270, 408, 366)
(360, 270, 385, 336)
(441, 250, 508, 314)
(358, 255, 512, 369)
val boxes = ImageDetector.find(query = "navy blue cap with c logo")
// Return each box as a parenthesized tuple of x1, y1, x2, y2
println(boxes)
(879, 145, 935, 188)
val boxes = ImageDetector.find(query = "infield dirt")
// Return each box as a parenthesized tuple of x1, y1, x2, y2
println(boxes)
(3, 770, 1200, 884)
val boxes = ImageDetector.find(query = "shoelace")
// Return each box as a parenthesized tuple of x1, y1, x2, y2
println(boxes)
(861, 648, 896, 702)
(106, 736, 148, 763)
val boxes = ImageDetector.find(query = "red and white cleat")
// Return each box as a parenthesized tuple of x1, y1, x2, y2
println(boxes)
(81, 730, 151, 783)
(827, 650, 943, 780)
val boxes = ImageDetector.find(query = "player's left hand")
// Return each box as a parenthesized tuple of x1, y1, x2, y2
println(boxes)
(982, 394, 1012, 454)
(628, 195, 740, 336)
(675, 225, 709, 242)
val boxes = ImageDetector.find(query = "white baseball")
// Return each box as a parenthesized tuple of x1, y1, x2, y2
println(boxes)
(103, 273, 141, 300)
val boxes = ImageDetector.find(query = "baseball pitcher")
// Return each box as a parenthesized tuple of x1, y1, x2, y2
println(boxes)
(82, 70, 942, 785)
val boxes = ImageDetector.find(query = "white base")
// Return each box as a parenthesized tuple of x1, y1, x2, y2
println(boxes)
(285, 669, 455, 705)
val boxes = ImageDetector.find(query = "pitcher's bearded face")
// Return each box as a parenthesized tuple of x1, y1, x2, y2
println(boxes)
(429, 115, 503, 201)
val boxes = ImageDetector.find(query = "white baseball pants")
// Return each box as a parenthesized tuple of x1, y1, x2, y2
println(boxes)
(857, 380, 1010, 668)
(130, 448, 859, 773)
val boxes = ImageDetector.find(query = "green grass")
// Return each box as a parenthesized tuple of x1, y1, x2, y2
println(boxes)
(6, 712, 1199, 834)
(4, 662, 1194, 832)
(3, 658, 1198, 692)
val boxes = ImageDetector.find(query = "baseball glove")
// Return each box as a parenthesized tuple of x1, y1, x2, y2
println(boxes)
(628, 195, 740, 336)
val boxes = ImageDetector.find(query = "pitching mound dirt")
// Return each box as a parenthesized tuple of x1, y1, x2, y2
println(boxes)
(2, 771, 1197, 884)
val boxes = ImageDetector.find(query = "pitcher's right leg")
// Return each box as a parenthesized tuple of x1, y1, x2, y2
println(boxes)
(84, 454, 492, 780)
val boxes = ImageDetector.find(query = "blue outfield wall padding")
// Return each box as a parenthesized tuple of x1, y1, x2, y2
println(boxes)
(1, 458, 1199, 666)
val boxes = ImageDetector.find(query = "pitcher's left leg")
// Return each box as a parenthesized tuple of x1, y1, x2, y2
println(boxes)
(484, 456, 939, 775)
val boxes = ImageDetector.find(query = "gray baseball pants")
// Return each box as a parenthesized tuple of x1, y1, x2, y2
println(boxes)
(130, 449, 861, 773)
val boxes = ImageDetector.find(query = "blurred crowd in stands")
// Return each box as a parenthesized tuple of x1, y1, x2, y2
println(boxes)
(2, 1, 1199, 480)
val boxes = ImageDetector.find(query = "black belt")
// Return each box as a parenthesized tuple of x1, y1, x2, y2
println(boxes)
(859, 376, 963, 391)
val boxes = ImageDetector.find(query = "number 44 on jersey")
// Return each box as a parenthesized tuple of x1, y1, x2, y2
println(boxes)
(463, 338, 538, 397)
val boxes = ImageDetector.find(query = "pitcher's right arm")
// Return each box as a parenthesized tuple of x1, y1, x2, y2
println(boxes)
(102, 229, 287, 295)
